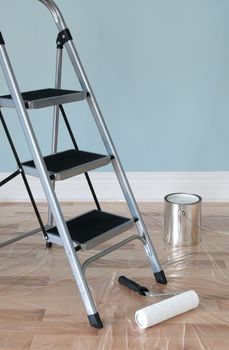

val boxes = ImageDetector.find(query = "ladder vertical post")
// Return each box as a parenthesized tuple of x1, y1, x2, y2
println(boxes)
(52, 47, 63, 154)
(48, 46, 63, 227)
(0, 34, 103, 328)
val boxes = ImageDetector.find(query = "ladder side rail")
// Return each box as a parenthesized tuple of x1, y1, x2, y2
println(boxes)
(0, 37, 101, 322)
(39, 0, 67, 32)
(66, 42, 164, 275)
(48, 46, 63, 227)
(51, 47, 63, 155)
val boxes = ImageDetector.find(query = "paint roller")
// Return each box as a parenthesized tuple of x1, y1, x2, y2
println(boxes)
(118, 276, 199, 329)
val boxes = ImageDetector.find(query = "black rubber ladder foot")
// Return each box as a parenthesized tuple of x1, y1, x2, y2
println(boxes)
(46, 241, 53, 248)
(154, 270, 167, 284)
(88, 312, 103, 329)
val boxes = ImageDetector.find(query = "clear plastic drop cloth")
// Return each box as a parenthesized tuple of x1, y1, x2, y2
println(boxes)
(0, 202, 229, 350)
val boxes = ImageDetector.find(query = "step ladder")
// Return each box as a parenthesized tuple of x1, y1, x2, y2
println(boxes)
(0, 0, 167, 329)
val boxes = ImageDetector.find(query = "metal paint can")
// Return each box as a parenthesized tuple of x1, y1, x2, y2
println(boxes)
(164, 193, 201, 246)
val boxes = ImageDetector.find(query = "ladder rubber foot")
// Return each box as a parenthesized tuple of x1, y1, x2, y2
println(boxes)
(154, 270, 167, 284)
(88, 312, 103, 329)
(46, 241, 52, 248)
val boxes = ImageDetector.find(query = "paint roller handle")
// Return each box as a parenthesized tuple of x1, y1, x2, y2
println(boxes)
(118, 276, 149, 296)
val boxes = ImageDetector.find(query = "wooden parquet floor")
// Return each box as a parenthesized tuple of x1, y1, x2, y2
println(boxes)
(0, 202, 229, 349)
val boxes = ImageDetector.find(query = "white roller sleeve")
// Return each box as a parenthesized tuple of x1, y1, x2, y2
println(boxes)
(135, 290, 199, 329)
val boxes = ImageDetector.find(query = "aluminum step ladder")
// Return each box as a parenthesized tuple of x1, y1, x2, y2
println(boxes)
(0, 0, 167, 329)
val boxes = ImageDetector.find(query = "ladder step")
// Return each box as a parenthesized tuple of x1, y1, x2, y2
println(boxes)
(22, 149, 110, 180)
(0, 88, 87, 109)
(47, 210, 134, 250)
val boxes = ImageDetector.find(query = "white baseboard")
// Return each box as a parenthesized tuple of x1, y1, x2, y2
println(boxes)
(1, 172, 229, 202)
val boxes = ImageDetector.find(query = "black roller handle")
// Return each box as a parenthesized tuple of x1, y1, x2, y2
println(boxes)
(118, 275, 149, 296)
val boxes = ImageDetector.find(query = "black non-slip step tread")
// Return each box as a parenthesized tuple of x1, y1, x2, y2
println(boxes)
(22, 149, 110, 180)
(47, 210, 133, 249)
(0, 88, 87, 109)
(0, 88, 80, 101)
(22, 149, 108, 173)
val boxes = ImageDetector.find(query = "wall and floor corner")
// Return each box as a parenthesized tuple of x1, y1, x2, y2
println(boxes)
(1, 1, 229, 202)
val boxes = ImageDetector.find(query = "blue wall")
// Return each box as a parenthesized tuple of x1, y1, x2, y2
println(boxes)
(1, 0, 229, 171)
